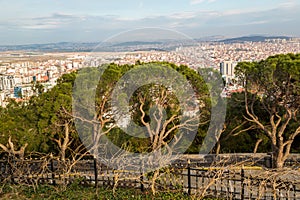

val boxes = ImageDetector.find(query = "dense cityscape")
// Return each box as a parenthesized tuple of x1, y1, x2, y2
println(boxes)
(1, 0, 300, 199)
(1, 37, 300, 107)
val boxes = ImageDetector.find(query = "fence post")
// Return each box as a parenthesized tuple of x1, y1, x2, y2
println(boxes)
(140, 160, 144, 192)
(9, 156, 15, 184)
(270, 153, 273, 169)
(187, 159, 191, 195)
(241, 168, 245, 200)
(94, 157, 98, 188)
(266, 153, 273, 168)
(50, 156, 56, 186)
(140, 172, 144, 192)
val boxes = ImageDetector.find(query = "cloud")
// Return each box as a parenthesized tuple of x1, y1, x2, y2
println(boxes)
(20, 22, 61, 30)
(190, 0, 216, 5)
(279, 0, 298, 8)
(6, 5, 300, 33)
(169, 11, 198, 19)
(12, 13, 86, 30)
(244, 20, 269, 26)
(0, 1, 299, 44)
(33, 13, 78, 21)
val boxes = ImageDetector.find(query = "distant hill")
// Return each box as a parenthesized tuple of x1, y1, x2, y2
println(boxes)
(112, 41, 163, 47)
(219, 36, 292, 43)
(0, 40, 186, 52)
(0, 35, 295, 52)
(0, 42, 98, 52)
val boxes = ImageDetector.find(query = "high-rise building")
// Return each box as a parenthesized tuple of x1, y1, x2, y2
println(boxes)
(0, 74, 15, 90)
(220, 61, 237, 84)
(14, 86, 22, 98)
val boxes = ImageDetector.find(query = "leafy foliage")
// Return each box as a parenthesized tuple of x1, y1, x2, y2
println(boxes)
(235, 53, 300, 168)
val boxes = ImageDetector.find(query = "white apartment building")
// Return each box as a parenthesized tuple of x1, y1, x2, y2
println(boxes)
(220, 61, 237, 84)
(0, 74, 15, 90)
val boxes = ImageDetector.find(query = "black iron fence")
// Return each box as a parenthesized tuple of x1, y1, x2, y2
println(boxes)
(1, 155, 300, 199)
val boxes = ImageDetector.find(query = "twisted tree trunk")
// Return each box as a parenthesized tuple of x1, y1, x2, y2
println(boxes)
(0, 136, 28, 159)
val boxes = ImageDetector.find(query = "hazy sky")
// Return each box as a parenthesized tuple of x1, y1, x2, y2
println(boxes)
(0, 0, 300, 44)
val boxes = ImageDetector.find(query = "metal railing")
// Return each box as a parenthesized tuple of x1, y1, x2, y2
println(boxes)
(1, 156, 300, 199)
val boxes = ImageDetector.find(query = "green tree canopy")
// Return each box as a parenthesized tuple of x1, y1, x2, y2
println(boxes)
(235, 53, 300, 168)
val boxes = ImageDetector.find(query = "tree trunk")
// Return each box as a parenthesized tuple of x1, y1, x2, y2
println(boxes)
(92, 122, 99, 158)
(253, 138, 263, 154)
(272, 147, 285, 168)
(60, 123, 70, 161)
(151, 170, 159, 195)
(61, 146, 66, 161)
(0, 137, 27, 160)
(215, 141, 221, 155)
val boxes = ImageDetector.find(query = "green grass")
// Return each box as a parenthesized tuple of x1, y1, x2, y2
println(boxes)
(0, 183, 223, 200)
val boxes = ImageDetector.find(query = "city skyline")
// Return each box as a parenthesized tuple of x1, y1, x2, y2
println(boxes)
(1, 0, 300, 45)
